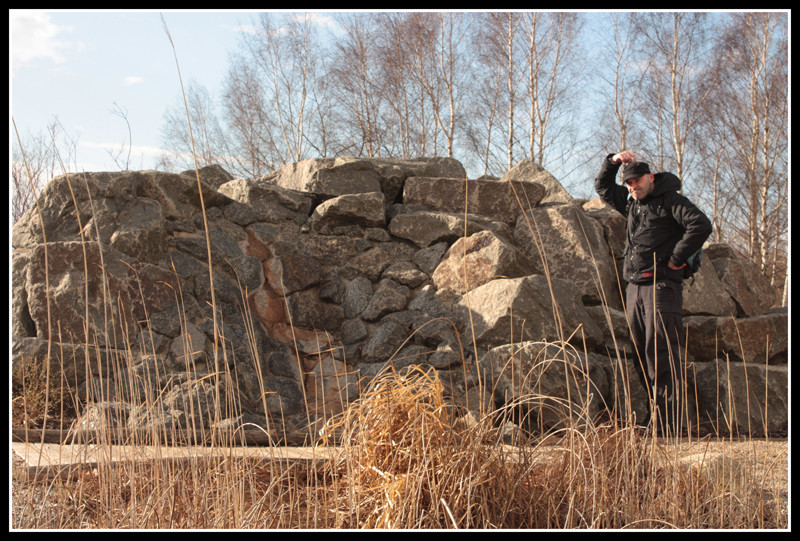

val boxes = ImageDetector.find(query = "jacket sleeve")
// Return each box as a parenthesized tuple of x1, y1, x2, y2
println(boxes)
(668, 193, 713, 267)
(594, 154, 629, 216)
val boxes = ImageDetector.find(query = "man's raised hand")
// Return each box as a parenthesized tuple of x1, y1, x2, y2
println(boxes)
(611, 150, 637, 164)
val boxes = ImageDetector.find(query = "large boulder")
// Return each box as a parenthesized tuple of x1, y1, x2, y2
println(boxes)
(309, 191, 386, 233)
(689, 360, 788, 436)
(479, 341, 611, 430)
(682, 255, 738, 316)
(713, 257, 778, 316)
(500, 159, 573, 205)
(17, 240, 181, 349)
(432, 229, 537, 294)
(582, 197, 626, 261)
(15, 173, 154, 260)
(263, 241, 323, 296)
(388, 209, 510, 247)
(179, 164, 235, 189)
(684, 310, 788, 364)
(368, 156, 467, 203)
(218, 177, 313, 225)
(514, 204, 622, 309)
(451, 274, 604, 349)
(261, 157, 382, 197)
(403, 176, 545, 223)
(368, 156, 467, 179)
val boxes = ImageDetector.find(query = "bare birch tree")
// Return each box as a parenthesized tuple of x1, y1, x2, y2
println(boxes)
(601, 12, 651, 152)
(710, 12, 788, 280)
(503, 13, 521, 171)
(11, 118, 79, 222)
(520, 12, 582, 167)
(330, 13, 386, 157)
(160, 81, 231, 171)
(636, 12, 715, 181)
(463, 60, 505, 178)
(222, 58, 275, 177)
(478, 12, 523, 172)
(240, 13, 327, 163)
(429, 12, 470, 158)
(374, 12, 435, 157)
(12, 127, 56, 223)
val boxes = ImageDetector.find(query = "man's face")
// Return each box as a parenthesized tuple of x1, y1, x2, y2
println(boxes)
(625, 174, 655, 200)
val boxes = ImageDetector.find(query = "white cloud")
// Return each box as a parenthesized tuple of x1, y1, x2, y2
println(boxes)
(291, 12, 339, 30)
(123, 76, 145, 86)
(231, 23, 260, 35)
(10, 11, 77, 71)
(81, 140, 167, 157)
(230, 12, 341, 36)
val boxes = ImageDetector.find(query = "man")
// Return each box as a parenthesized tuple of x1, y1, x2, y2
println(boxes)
(595, 150, 712, 436)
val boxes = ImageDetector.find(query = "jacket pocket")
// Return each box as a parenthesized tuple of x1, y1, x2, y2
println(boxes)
(630, 246, 656, 272)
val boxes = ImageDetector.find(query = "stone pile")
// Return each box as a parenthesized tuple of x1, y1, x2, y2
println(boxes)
(11, 157, 788, 442)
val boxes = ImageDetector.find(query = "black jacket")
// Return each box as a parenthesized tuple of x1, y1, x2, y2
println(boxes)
(595, 154, 713, 284)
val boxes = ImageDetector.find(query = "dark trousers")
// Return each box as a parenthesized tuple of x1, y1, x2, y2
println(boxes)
(626, 280, 685, 435)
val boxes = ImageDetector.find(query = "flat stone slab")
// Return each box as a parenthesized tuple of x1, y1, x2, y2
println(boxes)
(12, 441, 338, 481)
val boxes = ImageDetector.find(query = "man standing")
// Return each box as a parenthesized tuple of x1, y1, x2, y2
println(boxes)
(595, 150, 712, 436)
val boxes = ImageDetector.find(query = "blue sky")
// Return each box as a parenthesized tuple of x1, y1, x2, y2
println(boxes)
(10, 10, 340, 173)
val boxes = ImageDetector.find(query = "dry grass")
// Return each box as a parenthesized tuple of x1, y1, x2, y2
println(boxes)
(319, 365, 502, 528)
(11, 365, 788, 529)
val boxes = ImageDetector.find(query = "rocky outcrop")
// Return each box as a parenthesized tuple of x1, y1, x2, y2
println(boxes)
(11, 157, 787, 442)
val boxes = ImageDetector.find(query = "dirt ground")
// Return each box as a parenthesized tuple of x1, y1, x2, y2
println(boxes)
(655, 437, 789, 504)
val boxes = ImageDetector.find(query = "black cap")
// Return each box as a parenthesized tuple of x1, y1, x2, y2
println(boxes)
(621, 161, 652, 183)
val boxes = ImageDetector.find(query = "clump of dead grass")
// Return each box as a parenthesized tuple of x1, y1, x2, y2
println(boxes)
(320, 364, 494, 528)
